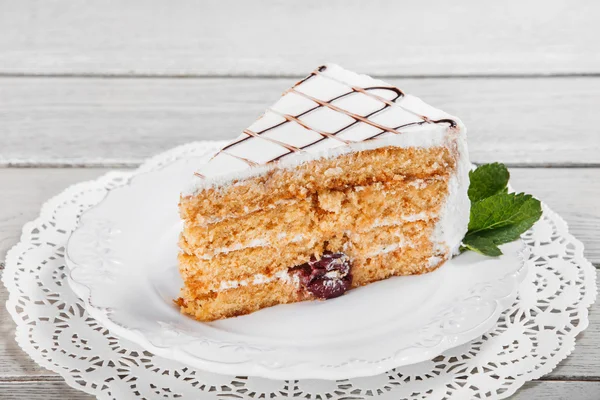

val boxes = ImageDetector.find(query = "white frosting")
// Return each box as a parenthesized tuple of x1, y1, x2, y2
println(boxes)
(184, 128, 449, 195)
(198, 212, 434, 259)
(183, 63, 461, 196)
(365, 242, 405, 258)
(428, 255, 444, 269)
(370, 212, 432, 229)
(198, 238, 268, 260)
(324, 270, 344, 279)
(185, 64, 470, 270)
(430, 129, 470, 256)
(217, 269, 299, 291)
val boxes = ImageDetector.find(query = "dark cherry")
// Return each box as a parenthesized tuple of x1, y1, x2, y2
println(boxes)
(291, 251, 353, 300)
(307, 275, 352, 299)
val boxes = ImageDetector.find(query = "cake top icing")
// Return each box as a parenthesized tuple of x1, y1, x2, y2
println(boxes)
(184, 64, 463, 195)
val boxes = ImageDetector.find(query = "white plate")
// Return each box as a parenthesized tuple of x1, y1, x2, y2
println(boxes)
(65, 155, 528, 380)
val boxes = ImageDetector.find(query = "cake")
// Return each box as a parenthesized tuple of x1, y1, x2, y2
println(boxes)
(177, 64, 470, 321)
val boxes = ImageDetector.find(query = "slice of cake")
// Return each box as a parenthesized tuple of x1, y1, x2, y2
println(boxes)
(177, 64, 470, 321)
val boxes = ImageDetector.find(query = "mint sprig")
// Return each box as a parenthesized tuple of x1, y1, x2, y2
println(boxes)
(462, 236, 502, 257)
(468, 162, 509, 202)
(462, 163, 542, 256)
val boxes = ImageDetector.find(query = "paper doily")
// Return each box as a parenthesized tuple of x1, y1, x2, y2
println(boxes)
(3, 141, 597, 400)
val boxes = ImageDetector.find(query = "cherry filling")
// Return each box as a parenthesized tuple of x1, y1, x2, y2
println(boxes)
(291, 251, 353, 299)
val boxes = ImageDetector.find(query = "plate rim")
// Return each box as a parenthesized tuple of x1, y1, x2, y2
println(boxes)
(64, 150, 529, 380)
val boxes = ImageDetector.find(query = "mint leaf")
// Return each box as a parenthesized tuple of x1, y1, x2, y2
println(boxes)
(461, 162, 542, 257)
(464, 191, 541, 256)
(462, 236, 503, 256)
(467, 192, 541, 239)
(468, 163, 510, 203)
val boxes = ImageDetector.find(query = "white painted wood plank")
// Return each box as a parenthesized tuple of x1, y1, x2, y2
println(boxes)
(0, 169, 107, 377)
(0, 287, 55, 377)
(496, 168, 599, 378)
(0, 380, 599, 400)
(545, 276, 600, 379)
(1, 0, 599, 76)
(1, 77, 599, 166)
(511, 381, 600, 400)
(0, 168, 598, 383)
(0, 381, 92, 399)
(510, 169, 600, 264)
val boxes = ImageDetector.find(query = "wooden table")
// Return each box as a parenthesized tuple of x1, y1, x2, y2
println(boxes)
(1, 1, 599, 398)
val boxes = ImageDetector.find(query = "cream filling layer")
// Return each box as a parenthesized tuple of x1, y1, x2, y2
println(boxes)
(208, 238, 416, 293)
(197, 233, 310, 260)
(217, 269, 300, 291)
(195, 211, 435, 260)
(195, 198, 302, 226)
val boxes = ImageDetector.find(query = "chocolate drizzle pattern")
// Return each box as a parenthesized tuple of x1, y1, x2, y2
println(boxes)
(202, 65, 457, 174)
(242, 128, 302, 152)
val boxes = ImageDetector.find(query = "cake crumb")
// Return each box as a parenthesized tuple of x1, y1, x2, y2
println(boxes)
(324, 166, 343, 177)
(318, 190, 345, 213)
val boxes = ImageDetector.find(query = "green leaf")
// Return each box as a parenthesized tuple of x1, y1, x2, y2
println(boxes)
(461, 162, 543, 257)
(462, 236, 503, 257)
(468, 163, 510, 203)
(466, 192, 542, 246)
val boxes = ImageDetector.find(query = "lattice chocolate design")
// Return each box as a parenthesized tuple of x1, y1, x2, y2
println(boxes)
(196, 65, 456, 178)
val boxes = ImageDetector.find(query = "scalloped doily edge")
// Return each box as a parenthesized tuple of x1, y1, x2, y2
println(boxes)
(2, 141, 598, 399)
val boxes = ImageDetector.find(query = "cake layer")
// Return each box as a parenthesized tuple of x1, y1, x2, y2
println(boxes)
(179, 240, 318, 288)
(180, 220, 436, 293)
(180, 145, 457, 226)
(351, 240, 441, 286)
(177, 244, 447, 321)
(177, 280, 312, 322)
(181, 176, 448, 258)
(181, 198, 314, 257)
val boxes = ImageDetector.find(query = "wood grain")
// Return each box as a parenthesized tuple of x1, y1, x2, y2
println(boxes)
(0, 380, 599, 400)
(0, 169, 109, 378)
(1, 77, 599, 167)
(510, 168, 600, 264)
(1, 0, 599, 76)
(511, 381, 600, 400)
(0, 289, 54, 377)
(0, 381, 92, 399)
(545, 273, 600, 379)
